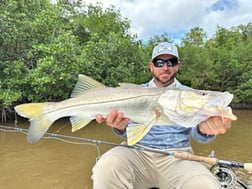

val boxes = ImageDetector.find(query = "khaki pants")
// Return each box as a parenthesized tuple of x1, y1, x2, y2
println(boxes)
(92, 145, 221, 189)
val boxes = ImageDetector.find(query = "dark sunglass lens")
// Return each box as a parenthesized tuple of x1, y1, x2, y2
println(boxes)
(154, 59, 164, 67)
(157, 60, 165, 67)
(170, 58, 178, 64)
(166, 58, 178, 67)
(167, 60, 173, 66)
(153, 58, 178, 67)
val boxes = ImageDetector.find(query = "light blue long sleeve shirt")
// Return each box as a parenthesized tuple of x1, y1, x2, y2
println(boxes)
(114, 78, 215, 149)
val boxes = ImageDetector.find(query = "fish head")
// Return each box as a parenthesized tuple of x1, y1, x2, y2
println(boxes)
(158, 89, 237, 121)
(179, 89, 234, 108)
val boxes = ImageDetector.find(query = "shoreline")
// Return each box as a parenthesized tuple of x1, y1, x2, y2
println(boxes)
(231, 103, 252, 110)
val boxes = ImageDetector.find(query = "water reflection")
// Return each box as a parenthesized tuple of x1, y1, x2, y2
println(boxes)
(0, 110, 251, 189)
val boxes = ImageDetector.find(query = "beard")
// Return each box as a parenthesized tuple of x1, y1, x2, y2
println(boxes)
(152, 71, 177, 87)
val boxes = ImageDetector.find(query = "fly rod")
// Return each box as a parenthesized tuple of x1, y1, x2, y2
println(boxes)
(1, 125, 252, 173)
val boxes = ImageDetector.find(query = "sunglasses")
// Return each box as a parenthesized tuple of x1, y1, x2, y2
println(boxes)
(152, 58, 178, 67)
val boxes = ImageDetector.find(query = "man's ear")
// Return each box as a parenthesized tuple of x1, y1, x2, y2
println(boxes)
(149, 62, 154, 72)
(176, 61, 181, 72)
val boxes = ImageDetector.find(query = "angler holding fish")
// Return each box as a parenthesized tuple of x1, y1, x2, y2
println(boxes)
(92, 42, 236, 189)
(14, 42, 237, 189)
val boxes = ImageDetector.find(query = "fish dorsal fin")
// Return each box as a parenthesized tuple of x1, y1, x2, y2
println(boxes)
(71, 74, 105, 97)
(119, 83, 141, 88)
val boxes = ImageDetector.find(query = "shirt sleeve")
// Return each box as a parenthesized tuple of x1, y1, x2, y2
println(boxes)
(113, 128, 127, 138)
(113, 120, 138, 139)
(191, 125, 216, 143)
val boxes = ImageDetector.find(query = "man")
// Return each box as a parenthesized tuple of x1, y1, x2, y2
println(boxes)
(92, 42, 232, 189)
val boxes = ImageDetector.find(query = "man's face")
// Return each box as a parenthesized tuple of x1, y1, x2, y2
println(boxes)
(149, 54, 180, 88)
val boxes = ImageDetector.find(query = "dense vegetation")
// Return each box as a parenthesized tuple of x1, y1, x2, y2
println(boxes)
(1, 0, 252, 121)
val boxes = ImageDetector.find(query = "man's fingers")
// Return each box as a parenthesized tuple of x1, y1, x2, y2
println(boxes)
(199, 116, 232, 135)
(95, 110, 128, 133)
(96, 114, 105, 123)
(106, 109, 118, 125)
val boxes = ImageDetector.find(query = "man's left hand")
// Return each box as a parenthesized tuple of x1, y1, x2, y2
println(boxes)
(199, 116, 232, 136)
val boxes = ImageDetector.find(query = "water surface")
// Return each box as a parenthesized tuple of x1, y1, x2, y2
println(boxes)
(0, 110, 251, 189)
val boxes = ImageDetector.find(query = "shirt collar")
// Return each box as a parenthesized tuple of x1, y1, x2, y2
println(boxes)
(148, 78, 182, 88)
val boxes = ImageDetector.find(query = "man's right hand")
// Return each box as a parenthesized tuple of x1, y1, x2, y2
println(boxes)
(96, 109, 129, 133)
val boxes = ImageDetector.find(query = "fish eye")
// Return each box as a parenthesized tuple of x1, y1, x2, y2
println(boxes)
(201, 92, 207, 96)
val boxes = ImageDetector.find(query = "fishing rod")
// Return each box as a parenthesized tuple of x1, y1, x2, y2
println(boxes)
(1, 125, 252, 171)
(1, 125, 251, 188)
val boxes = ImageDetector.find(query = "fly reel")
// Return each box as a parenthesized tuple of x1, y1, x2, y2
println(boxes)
(210, 164, 237, 189)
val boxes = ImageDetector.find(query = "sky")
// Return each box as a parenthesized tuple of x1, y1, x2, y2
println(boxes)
(84, 0, 252, 44)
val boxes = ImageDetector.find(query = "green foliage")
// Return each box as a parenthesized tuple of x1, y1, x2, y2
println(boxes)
(178, 27, 213, 88)
(0, 0, 146, 112)
(79, 32, 148, 86)
(0, 0, 252, 120)
(178, 25, 252, 104)
(26, 32, 82, 101)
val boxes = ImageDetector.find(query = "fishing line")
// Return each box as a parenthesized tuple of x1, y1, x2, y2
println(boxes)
(0, 125, 102, 158)
(1, 125, 251, 170)
(1, 124, 251, 188)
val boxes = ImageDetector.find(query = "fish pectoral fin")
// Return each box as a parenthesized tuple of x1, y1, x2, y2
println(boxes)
(70, 116, 92, 132)
(126, 110, 161, 145)
(126, 124, 152, 146)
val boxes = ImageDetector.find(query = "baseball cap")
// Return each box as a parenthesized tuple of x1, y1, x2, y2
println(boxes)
(151, 42, 179, 60)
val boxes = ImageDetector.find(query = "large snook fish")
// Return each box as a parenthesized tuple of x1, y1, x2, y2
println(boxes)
(15, 74, 237, 145)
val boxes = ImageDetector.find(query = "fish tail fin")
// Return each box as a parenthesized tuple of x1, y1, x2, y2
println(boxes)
(15, 103, 54, 143)
(27, 116, 52, 143)
(15, 103, 45, 119)
(126, 124, 152, 145)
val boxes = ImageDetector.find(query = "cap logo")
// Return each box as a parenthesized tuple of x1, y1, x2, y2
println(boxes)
(157, 44, 173, 53)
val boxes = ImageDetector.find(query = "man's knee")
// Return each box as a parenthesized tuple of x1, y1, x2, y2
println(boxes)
(92, 154, 134, 188)
(181, 174, 221, 189)
(93, 155, 126, 176)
